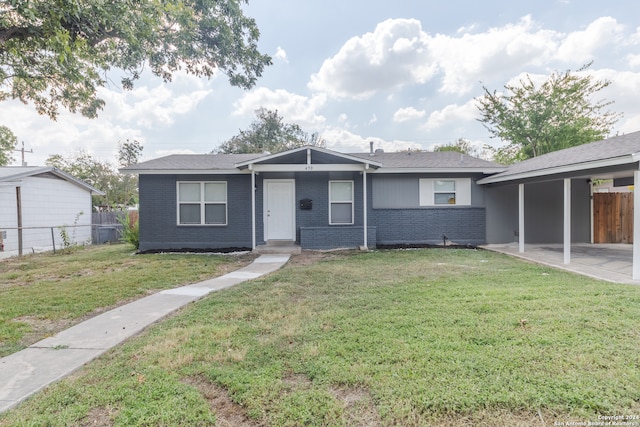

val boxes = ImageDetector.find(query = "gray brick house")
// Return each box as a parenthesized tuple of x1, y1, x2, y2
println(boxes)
(122, 145, 504, 252)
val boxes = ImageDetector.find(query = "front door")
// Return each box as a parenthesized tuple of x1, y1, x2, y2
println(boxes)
(264, 180, 296, 241)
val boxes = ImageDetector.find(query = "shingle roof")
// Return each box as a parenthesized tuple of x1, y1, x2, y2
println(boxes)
(122, 149, 504, 173)
(350, 151, 503, 169)
(120, 153, 261, 171)
(479, 130, 640, 183)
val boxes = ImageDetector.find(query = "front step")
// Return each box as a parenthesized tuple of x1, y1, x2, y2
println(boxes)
(253, 241, 301, 255)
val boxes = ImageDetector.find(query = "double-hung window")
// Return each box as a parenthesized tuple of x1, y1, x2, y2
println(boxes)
(329, 181, 354, 224)
(419, 178, 471, 206)
(434, 180, 456, 205)
(177, 182, 227, 225)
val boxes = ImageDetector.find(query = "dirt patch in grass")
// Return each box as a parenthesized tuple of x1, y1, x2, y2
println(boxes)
(182, 376, 261, 427)
(14, 316, 75, 346)
(288, 250, 355, 266)
(80, 406, 116, 426)
(330, 386, 381, 427)
(430, 408, 557, 427)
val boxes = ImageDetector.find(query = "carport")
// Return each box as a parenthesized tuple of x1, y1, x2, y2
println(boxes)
(478, 131, 640, 283)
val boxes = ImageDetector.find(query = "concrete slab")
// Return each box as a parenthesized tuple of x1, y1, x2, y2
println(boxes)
(0, 254, 290, 413)
(483, 243, 640, 285)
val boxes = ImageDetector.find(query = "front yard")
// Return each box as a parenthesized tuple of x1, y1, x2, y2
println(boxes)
(1, 247, 640, 426)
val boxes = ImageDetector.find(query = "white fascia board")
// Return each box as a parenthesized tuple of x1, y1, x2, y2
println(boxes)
(477, 155, 636, 185)
(251, 164, 367, 172)
(372, 167, 507, 174)
(125, 169, 248, 175)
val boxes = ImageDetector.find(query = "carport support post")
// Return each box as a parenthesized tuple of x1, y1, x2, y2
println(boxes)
(633, 169, 640, 280)
(362, 168, 368, 250)
(518, 184, 525, 253)
(563, 178, 571, 265)
(251, 168, 256, 250)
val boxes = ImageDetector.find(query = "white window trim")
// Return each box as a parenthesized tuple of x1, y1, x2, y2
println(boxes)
(419, 178, 471, 206)
(329, 180, 354, 225)
(177, 181, 228, 226)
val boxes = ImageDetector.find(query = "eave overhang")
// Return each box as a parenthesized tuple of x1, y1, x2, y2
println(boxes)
(477, 153, 640, 185)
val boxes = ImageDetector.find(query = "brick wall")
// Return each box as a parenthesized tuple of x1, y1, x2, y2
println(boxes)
(371, 207, 486, 246)
(139, 174, 253, 251)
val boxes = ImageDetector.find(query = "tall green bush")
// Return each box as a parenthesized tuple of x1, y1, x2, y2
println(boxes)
(118, 211, 139, 249)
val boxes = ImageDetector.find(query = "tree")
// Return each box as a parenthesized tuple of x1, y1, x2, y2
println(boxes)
(0, 0, 271, 119)
(216, 108, 325, 154)
(118, 139, 143, 167)
(476, 63, 621, 163)
(434, 138, 482, 157)
(46, 150, 118, 207)
(117, 139, 143, 207)
(0, 125, 16, 165)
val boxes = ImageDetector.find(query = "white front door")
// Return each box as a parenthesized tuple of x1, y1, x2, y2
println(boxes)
(264, 180, 296, 241)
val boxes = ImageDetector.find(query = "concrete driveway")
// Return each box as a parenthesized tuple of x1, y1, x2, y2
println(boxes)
(483, 243, 639, 285)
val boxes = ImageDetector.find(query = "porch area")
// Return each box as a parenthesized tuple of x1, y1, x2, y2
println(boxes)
(483, 243, 639, 285)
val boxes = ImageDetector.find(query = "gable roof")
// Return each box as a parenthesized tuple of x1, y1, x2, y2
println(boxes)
(122, 146, 504, 174)
(478, 131, 640, 184)
(0, 166, 105, 195)
(234, 145, 383, 169)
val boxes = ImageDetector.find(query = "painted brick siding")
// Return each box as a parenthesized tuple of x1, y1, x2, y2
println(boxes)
(371, 207, 486, 246)
(138, 174, 253, 251)
(300, 226, 377, 249)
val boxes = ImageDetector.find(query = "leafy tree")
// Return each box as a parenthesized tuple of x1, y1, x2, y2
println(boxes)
(0, 0, 271, 119)
(47, 143, 144, 208)
(46, 150, 118, 207)
(476, 63, 621, 163)
(216, 108, 325, 154)
(117, 139, 143, 207)
(118, 139, 143, 168)
(0, 125, 16, 165)
(434, 138, 482, 157)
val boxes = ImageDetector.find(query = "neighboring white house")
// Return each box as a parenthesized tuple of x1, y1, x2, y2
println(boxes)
(0, 167, 104, 257)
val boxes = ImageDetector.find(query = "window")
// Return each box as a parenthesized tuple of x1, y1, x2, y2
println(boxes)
(419, 178, 471, 206)
(329, 181, 353, 224)
(434, 180, 456, 205)
(177, 182, 227, 225)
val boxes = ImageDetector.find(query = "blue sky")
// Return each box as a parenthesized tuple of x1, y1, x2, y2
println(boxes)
(2, 0, 640, 166)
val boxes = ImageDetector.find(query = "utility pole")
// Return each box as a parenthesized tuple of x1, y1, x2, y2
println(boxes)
(14, 141, 33, 166)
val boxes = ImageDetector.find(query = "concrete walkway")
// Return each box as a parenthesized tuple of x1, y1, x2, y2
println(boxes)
(0, 254, 290, 413)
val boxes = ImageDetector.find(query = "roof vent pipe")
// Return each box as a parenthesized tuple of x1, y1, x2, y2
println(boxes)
(369, 141, 374, 156)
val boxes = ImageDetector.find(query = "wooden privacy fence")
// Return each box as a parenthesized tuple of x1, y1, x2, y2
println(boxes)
(593, 193, 633, 243)
(91, 210, 138, 244)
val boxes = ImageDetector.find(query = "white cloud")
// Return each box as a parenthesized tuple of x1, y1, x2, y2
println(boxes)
(232, 87, 327, 128)
(1, 99, 144, 166)
(422, 100, 477, 131)
(275, 46, 288, 63)
(308, 18, 436, 99)
(368, 114, 378, 125)
(308, 16, 631, 100)
(556, 17, 624, 63)
(321, 127, 422, 153)
(628, 54, 640, 69)
(393, 107, 426, 123)
(99, 84, 211, 129)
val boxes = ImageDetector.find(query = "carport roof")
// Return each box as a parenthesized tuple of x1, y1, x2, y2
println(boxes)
(478, 131, 640, 184)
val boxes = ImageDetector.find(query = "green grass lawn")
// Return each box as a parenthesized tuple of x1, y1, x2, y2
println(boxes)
(0, 244, 255, 357)
(1, 248, 640, 426)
